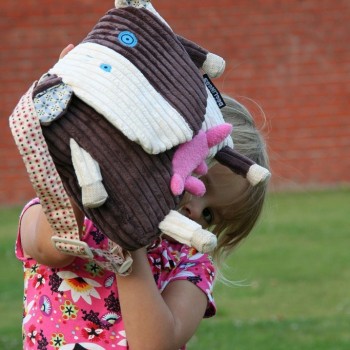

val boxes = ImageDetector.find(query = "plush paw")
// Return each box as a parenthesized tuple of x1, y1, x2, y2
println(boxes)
(246, 164, 271, 186)
(82, 182, 108, 208)
(159, 210, 217, 253)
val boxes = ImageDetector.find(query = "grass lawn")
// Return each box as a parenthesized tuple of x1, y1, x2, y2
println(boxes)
(0, 205, 24, 349)
(1, 188, 349, 349)
(188, 188, 350, 349)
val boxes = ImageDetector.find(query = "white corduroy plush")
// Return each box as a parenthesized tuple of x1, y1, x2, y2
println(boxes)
(246, 163, 271, 186)
(70, 138, 108, 208)
(201, 88, 234, 159)
(50, 43, 194, 155)
(159, 210, 217, 253)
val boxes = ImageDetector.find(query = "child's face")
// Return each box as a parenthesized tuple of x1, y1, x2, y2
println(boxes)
(179, 163, 248, 227)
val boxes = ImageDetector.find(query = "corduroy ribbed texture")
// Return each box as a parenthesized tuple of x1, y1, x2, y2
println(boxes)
(214, 146, 254, 177)
(36, 76, 179, 250)
(82, 7, 207, 134)
(176, 35, 208, 69)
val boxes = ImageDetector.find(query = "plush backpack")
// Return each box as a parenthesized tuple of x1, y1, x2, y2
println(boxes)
(9, 0, 270, 274)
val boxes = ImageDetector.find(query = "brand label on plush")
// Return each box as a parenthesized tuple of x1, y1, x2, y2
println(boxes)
(203, 74, 226, 109)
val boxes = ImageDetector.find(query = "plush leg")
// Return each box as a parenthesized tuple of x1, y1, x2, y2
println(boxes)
(215, 146, 271, 186)
(159, 210, 217, 253)
(177, 35, 226, 78)
(70, 138, 108, 208)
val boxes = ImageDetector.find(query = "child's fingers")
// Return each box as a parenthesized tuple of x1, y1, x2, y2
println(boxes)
(59, 43, 74, 59)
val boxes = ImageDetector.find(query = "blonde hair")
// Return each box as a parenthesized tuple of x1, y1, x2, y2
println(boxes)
(211, 95, 270, 267)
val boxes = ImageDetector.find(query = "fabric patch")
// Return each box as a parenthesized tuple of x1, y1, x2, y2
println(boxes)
(33, 83, 73, 125)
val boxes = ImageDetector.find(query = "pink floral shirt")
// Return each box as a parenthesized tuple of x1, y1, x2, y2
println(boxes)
(16, 199, 216, 350)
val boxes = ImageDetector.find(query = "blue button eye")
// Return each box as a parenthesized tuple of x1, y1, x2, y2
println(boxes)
(100, 63, 112, 72)
(118, 31, 138, 47)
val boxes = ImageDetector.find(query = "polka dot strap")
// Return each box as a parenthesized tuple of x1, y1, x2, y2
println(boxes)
(9, 83, 132, 274)
(9, 83, 86, 255)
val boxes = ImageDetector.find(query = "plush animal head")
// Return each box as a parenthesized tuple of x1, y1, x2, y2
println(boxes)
(10, 0, 270, 272)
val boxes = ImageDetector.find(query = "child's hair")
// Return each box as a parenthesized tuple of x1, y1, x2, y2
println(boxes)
(211, 95, 270, 266)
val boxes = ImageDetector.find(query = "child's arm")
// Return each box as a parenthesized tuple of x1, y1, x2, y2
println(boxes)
(116, 248, 208, 350)
(20, 200, 84, 268)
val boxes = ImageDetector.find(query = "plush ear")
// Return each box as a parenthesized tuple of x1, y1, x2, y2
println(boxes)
(114, 0, 164, 18)
(115, 1, 171, 28)
(115, 0, 151, 8)
(33, 75, 73, 126)
(114, 0, 225, 78)
(177, 35, 226, 78)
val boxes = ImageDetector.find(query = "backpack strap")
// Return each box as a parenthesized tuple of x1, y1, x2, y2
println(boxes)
(9, 82, 132, 275)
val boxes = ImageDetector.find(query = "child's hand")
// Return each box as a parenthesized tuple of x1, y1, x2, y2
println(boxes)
(59, 44, 74, 59)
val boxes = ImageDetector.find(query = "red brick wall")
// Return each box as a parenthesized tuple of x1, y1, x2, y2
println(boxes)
(1, 0, 350, 205)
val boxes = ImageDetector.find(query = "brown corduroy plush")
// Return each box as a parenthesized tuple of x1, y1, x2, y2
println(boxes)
(10, 1, 270, 256)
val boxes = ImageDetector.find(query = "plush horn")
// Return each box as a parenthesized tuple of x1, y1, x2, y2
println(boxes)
(215, 146, 271, 186)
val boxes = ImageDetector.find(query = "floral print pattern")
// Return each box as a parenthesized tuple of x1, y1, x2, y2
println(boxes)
(57, 271, 102, 304)
(16, 199, 216, 349)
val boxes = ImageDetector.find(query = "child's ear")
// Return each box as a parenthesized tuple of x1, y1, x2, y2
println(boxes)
(176, 35, 226, 78)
